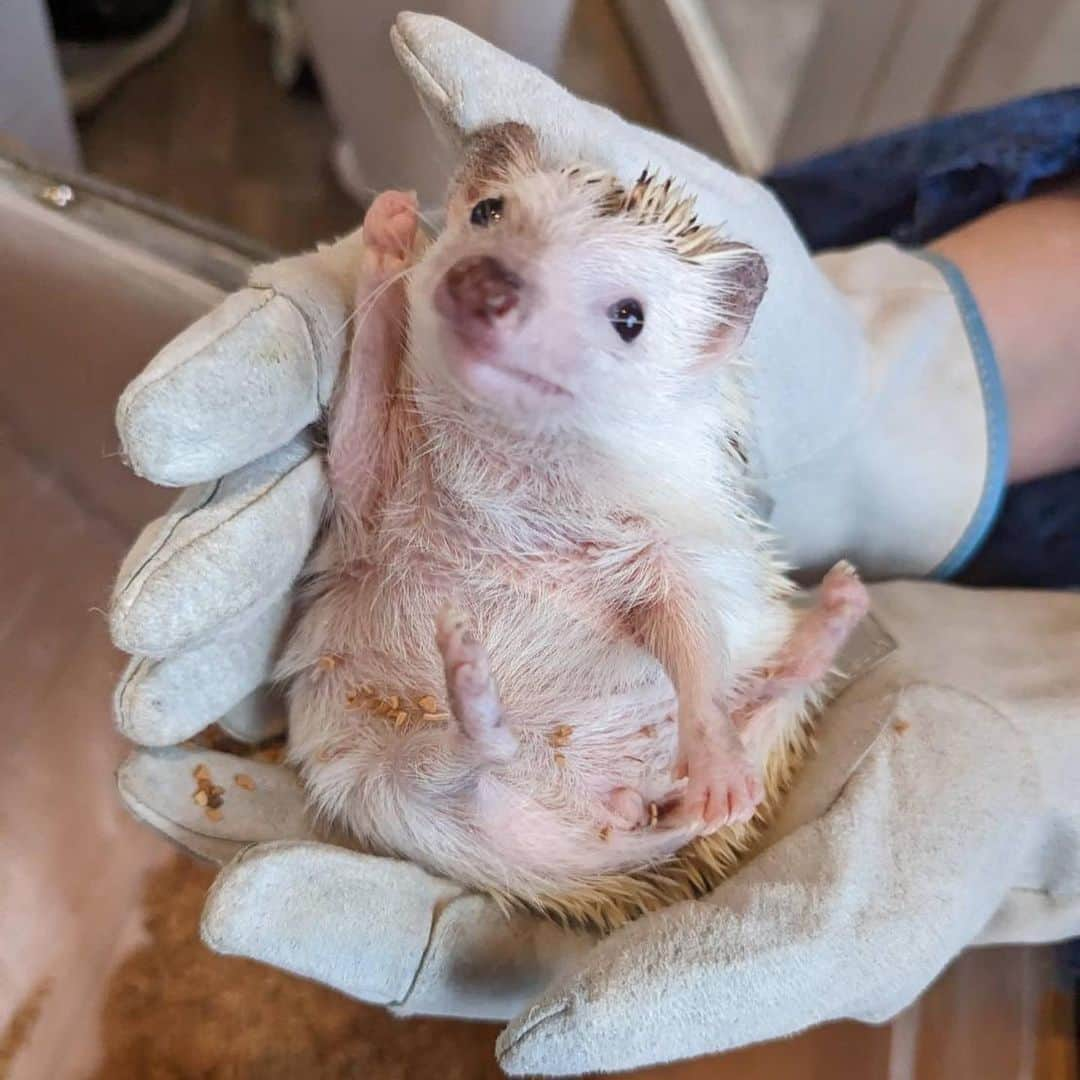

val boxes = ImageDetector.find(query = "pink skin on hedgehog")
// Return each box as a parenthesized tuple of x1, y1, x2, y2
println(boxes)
(283, 129, 868, 903)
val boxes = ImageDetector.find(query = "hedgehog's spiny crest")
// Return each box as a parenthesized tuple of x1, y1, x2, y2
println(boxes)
(563, 165, 731, 263)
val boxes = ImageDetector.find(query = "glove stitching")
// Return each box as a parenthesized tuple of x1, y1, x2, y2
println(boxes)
(115, 655, 151, 734)
(390, 889, 464, 1008)
(497, 999, 573, 1062)
(919, 681, 1045, 823)
(264, 288, 327, 410)
(115, 454, 317, 651)
(817, 680, 1040, 824)
(115, 480, 222, 611)
(389, 25, 455, 124)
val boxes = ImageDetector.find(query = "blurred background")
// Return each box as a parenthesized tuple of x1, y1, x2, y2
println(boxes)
(1, 1, 1078, 1077)
(7, 0, 1080, 248)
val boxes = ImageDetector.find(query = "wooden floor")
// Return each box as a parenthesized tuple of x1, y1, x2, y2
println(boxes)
(77, 0, 358, 252)
(1, 1, 1076, 1077)
(77, 0, 661, 257)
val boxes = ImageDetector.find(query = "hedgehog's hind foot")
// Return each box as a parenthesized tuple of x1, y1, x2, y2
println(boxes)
(435, 605, 518, 765)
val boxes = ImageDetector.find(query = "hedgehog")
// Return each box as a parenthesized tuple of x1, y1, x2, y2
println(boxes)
(279, 123, 869, 931)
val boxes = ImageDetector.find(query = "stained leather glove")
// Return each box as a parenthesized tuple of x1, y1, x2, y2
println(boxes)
(109, 13, 1062, 1077)
(117, 582, 1080, 1074)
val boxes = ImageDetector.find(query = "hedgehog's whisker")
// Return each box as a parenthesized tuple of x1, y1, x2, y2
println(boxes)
(331, 265, 414, 342)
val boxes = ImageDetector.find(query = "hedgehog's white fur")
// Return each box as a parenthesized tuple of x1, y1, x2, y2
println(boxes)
(281, 143, 822, 929)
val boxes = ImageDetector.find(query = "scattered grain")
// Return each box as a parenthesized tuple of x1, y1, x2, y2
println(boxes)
(599, 825, 612, 841)
(234, 774, 256, 791)
(193, 764, 211, 782)
(417, 695, 439, 714)
(554, 753, 567, 767)
(893, 720, 910, 736)
(205, 808, 223, 823)
(549, 724, 573, 748)
(394, 710, 408, 729)
(193, 790, 209, 807)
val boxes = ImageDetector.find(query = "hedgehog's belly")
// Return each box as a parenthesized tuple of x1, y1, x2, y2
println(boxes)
(286, 648, 691, 890)
(293, 555, 666, 718)
(286, 552, 816, 928)
(286, 558, 681, 828)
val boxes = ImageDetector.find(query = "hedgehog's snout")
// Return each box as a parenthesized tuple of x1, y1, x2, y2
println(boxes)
(436, 255, 525, 328)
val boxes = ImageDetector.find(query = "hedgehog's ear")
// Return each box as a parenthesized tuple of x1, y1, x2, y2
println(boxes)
(706, 245, 768, 359)
(456, 121, 540, 202)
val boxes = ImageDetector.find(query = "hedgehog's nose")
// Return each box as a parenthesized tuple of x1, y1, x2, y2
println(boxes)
(437, 255, 524, 323)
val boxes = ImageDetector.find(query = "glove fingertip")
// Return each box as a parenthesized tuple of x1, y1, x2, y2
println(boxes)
(391, 15, 455, 125)
(199, 842, 264, 953)
(496, 998, 576, 1077)
(116, 288, 321, 488)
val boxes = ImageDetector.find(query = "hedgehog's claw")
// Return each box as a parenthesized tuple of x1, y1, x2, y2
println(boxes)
(664, 721, 763, 833)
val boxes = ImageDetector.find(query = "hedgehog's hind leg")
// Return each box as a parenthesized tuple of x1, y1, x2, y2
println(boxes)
(735, 560, 870, 765)
(771, 560, 870, 686)
(435, 605, 519, 765)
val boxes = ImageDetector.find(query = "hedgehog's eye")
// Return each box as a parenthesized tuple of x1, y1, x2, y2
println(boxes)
(470, 197, 504, 227)
(608, 299, 645, 343)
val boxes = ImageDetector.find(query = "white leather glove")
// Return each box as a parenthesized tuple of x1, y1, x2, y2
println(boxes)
(109, 13, 1054, 1077)
(110, 225, 357, 745)
(117, 582, 1080, 1075)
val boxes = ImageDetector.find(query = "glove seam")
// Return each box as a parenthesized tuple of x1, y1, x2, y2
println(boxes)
(390, 889, 464, 1008)
(114, 655, 151, 734)
(114, 479, 222, 616)
(247, 265, 336, 410)
(273, 289, 331, 410)
(113, 454, 316, 652)
(899, 681, 1041, 789)
(820, 281, 950, 299)
(389, 23, 454, 124)
(908, 680, 1042, 804)
(997, 885, 1080, 901)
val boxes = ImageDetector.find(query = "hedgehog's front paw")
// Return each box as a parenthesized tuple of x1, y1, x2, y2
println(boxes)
(362, 189, 419, 262)
(820, 559, 871, 623)
(667, 726, 763, 833)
